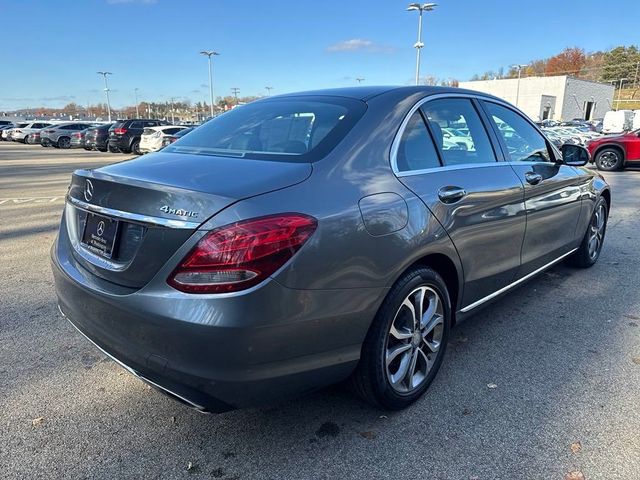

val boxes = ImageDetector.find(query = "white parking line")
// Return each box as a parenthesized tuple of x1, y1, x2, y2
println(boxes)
(0, 196, 64, 205)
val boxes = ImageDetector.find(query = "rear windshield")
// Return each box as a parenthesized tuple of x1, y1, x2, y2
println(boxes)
(164, 96, 366, 162)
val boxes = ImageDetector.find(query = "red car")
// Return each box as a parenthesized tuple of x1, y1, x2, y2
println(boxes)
(587, 129, 640, 171)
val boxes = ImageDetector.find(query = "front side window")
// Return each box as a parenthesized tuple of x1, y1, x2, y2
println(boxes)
(396, 111, 441, 172)
(483, 101, 552, 162)
(165, 97, 366, 162)
(421, 98, 496, 166)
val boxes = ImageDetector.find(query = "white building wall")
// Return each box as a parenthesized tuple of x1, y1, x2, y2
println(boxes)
(561, 78, 614, 121)
(459, 76, 614, 122)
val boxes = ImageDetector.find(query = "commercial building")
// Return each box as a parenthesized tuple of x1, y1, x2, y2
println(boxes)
(459, 76, 614, 122)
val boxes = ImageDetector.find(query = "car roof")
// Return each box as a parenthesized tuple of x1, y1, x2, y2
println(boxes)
(273, 85, 505, 103)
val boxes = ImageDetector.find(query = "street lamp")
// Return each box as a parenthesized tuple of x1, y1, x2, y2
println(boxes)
(407, 3, 437, 86)
(231, 87, 240, 105)
(134, 88, 140, 118)
(510, 64, 528, 107)
(614, 78, 628, 110)
(97, 71, 113, 122)
(265, 86, 274, 96)
(200, 50, 219, 117)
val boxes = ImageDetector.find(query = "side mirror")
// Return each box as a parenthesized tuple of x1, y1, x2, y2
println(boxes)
(560, 143, 590, 166)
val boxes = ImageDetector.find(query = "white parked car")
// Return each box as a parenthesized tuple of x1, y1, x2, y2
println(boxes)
(3, 122, 29, 141)
(139, 125, 189, 153)
(10, 121, 52, 143)
(442, 127, 474, 150)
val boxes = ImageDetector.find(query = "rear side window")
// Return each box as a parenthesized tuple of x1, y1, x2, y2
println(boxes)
(165, 97, 366, 162)
(421, 98, 496, 166)
(396, 111, 441, 172)
(483, 101, 552, 163)
(130, 121, 143, 129)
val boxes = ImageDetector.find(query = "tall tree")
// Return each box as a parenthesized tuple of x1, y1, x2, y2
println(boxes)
(544, 47, 586, 76)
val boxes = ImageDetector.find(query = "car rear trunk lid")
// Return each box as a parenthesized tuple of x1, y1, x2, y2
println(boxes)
(65, 151, 312, 288)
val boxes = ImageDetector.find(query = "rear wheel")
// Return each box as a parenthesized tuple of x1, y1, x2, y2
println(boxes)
(58, 136, 71, 149)
(350, 267, 451, 410)
(595, 148, 623, 171)
(130, 140, 141, 155)
(24, 134, 30, 143)
(568, 196, 608, 268)
(108, 143, 119, 153)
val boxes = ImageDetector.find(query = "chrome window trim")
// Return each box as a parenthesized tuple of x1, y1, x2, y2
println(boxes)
(460, 247, 578, 313)
(67, 196, 201, 230)
(390, 92, 555, 177)
(394, 161, 511, 177)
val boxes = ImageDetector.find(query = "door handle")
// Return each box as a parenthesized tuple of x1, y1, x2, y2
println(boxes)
(438, 186, 467, 203)
(525, 172, 543, 185)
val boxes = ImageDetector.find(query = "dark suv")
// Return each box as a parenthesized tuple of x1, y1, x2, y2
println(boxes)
(108, 119, 169, 155)
(84, 123, 113, 152)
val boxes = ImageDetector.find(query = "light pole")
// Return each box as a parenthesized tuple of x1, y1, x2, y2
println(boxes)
(200, 50, 219, 117)
(265, 86, 274, 96)
(134, 88, 140, 118)
(169, 97, 175, 124)
(407, 3, 437, 86)
(356, 77, 365, 84)
(231, 87, 240, 105)
(97, 71, 113, 122)
(511, 64, 528, 107)
(614, 78, 628, 110)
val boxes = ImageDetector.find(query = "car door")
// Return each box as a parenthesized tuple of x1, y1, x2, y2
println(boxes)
(480, 100, 585, 275)
(394, 96, 526, 308)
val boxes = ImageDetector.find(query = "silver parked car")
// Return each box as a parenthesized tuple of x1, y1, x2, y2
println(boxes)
(41, 122, 94, 148)
(52, 86, 610, 412)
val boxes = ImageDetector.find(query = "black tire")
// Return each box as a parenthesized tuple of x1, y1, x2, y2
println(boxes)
(98, 147, 108, 152)
(57, 136, 71, 149)
(108, 143, 119, 153)
(24, 134, 30, 143)
(594, 148, 624, 171)
(130, 140, 141, 155)
(567, 196, 608, 268)
(350, 266, 451, 410)
(83, 146, 92, 151)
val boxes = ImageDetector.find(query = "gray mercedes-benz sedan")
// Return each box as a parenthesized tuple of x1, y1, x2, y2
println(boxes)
(52, 86, 610, 412)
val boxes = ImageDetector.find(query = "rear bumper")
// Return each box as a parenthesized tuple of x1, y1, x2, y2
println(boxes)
(108, 137, 131, 151)
(51, 230, 381, 412)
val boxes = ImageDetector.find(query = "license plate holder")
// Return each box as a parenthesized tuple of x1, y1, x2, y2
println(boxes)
(81, 212, 120, 259)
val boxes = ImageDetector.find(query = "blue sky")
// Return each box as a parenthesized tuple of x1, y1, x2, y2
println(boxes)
(1, 0, 638, 109)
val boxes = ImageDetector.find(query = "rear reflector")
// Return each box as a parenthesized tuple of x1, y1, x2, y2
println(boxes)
(168, 214, 317, 294)
(114, 128, 127, 135)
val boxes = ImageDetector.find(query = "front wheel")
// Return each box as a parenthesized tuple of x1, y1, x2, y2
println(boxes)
(595, 148, 623, 171)
(130, 140, 141, 155)
(568, 196, 608, 268)
(350, 267, 451, 410)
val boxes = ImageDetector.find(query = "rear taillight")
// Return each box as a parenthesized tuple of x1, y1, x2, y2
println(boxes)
(73, 132, 81, 138)
(168, 214, 317, 294)
(114, 128, 127, 135)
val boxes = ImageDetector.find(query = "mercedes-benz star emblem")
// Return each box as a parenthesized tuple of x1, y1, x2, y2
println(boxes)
(84, 179, 94, 202)
(96, 221, 105, 237)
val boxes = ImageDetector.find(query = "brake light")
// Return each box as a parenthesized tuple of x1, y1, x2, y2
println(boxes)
(114, 128, 127, 135)
(73, 132, 81, 138)
(168, 214, 317, 294)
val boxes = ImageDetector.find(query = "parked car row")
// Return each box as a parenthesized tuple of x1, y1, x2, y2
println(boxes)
(0, 118, 197, 154)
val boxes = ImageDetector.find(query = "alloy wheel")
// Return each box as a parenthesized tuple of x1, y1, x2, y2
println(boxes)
(588, 203, 606, 260)
(599, 151, 619, 169)
(386, 286, 444, 394)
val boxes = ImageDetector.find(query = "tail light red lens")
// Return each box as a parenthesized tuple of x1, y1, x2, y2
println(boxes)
(168, 214, 317, 294)
(114, 128, 127, 135)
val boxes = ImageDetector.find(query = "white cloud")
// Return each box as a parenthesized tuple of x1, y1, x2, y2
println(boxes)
(326, 39, 394, 54)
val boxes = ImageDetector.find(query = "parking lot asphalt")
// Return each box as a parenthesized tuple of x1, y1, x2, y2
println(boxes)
(1, 142, 639, 480)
